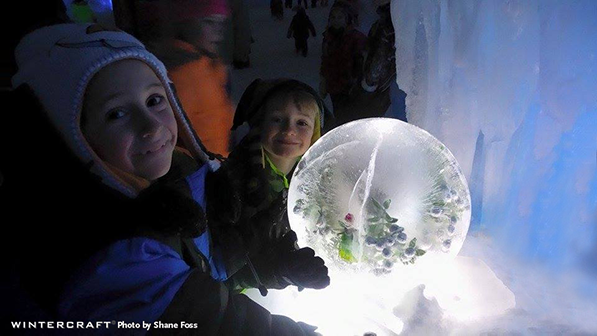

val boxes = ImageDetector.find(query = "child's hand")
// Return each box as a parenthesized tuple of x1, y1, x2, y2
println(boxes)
(276, 231, 330, 290)
(281, 246, 330, 289)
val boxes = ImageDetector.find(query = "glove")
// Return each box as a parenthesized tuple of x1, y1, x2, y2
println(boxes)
(280, 247, 330, 290)
(276, 231, 330, 290)
(234, 230, 330, 291)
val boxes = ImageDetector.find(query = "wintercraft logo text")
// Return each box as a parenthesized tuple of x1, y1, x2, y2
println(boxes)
(11, 321, 112, 329)
(10, 321, 199, 331)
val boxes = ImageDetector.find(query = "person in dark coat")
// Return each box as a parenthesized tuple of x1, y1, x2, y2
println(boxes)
(7, 23, 324, 335)
(271, 0, 284, 20)
(287, 7, 316, 57)
(227, 79, 332, 292)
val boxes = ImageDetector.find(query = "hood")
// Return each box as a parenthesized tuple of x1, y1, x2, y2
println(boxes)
(232, 78, 329, 145)
(12, 23, 211, 198)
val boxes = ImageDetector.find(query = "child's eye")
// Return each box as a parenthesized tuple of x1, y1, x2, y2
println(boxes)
(297, 120, 311, 127)
(270, 116, 282, 123)
(147, 94, 165, 107)
(106, 109, 126, 121)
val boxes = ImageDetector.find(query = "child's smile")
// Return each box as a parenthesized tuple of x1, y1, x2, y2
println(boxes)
(261, 102, 315, 161)
(135, 136, 174, 157)
(82, 60, 178, 180)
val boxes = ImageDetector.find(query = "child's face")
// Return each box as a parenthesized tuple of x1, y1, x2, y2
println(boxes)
(330, 9, 348, 29)
(261, 99, 316, 163)
(82, 60, 178, 181)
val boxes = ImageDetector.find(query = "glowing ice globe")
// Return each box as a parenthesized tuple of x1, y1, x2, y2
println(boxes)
(288, 118, 471, 275)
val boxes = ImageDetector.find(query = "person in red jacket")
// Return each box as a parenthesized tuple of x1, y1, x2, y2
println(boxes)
(319, 1, 367, 127)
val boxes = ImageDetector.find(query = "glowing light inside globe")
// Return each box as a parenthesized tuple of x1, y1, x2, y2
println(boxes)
(288, 118, 472, 275)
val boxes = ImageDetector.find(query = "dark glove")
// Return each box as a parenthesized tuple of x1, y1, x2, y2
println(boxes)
(231, 230, 330, 291)
(276, 231, 330, 290)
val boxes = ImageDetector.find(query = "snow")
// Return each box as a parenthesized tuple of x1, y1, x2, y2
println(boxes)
(229, 3, 332, 103)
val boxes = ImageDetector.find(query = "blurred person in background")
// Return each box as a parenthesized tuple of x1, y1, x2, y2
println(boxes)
(136, 0, 235, 157)
(319, 1, 366, 127)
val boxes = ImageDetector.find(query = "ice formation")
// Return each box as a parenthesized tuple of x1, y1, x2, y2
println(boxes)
(288, 118, 471, 275)
(391, 0, 597, 269)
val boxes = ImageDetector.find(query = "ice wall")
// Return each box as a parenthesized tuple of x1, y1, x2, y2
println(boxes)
(392, 0, 597, 272)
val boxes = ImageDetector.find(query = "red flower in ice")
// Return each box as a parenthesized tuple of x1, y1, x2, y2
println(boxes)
(345, 213, 354, 223)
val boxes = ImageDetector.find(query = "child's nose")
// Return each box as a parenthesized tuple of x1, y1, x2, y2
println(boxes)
(281, 121, 296, 134)
(138, 110, 162, 139)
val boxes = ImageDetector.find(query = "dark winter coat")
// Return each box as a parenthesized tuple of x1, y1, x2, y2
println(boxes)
(320, 27, 367, 95)
(287, 9, 316, 40)
(2, 85, 313, 335)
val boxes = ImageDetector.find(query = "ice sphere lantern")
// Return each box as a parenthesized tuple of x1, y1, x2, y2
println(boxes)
(288, 118, 471, 275)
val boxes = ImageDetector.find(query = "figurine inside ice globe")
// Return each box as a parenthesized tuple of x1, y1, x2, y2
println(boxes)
(288, 118, 471, 275)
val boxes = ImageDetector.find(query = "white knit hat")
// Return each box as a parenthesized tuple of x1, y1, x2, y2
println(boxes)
(12, 23, 210, 197)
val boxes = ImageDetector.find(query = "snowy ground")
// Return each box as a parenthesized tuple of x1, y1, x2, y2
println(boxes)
(229, 3, 331, 103)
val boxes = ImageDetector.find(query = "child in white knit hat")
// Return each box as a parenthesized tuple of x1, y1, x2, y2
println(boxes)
(10, 23, 320, 335)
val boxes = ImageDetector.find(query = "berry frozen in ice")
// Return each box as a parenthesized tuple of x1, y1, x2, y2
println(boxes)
(389, 224, 402, 233)
(365, 236, 378, 246)
(442, 239, 452, 252)
(430, 206, 443, 217)
(396, 232, 408, 244)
